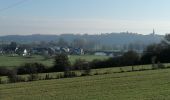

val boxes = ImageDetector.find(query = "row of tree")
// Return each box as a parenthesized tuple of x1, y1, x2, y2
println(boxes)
(0, 37, 148, 54)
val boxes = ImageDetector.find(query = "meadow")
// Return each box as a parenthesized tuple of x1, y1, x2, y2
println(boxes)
(0, 55, 109, 68)
(1, 54, 170, 100)
(1, 67, 170, 100)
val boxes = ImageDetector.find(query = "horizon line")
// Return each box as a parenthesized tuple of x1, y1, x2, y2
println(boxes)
(0, 32, 165, 36)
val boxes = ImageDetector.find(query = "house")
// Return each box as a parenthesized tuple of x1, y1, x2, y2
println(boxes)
(0, 49, 4, 55)
(70, 48, 84, 55)
(60, 47, 70, 53)
(30, 46, 84, 56)
(31, 47, 48, 55)
(23, 49, 28, 56)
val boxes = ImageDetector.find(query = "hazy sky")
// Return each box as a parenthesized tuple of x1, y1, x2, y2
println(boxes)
(0, 0, 170, 35)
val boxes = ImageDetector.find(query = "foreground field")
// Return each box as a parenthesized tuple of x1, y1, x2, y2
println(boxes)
(1, 68, 170, 100)
(0, 55, 109, 68)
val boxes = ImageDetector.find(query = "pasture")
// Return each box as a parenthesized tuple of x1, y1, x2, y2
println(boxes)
(1, 68, 170, 100)
(0, 55, 109, 68)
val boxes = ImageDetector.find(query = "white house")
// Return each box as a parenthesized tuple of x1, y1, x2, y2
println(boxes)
(23, 49, 28, 56)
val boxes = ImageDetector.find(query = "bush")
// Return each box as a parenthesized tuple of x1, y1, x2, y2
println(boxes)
(93, 70, 100, 75)
(53, 53, 71, 72)
(119, 68, 124, 73)
(157, 62, 165, 69)
(81, 63, 91, 76)
(89, 51, 140, 69)
(89, 59, 101, 69)
(64, 71, 76, 78)
(17, 63, 46, 75)
(56, 73, 64, 79)
(0, 78, 2, 84)
(28, 74, 39, 81)
(121, 51, 140, 66)
(15, 76, 26, 82)
(73, 59, 89, 70)
(44, 74, 54, 80)
(0, 67, 11, 76)
(7, 70, 25, 83)
(7, 70, 17, 83)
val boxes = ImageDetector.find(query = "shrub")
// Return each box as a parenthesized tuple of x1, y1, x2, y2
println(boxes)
(0, 67, 11, 76)
(119, 68, 124, 73)
(64, 71, 76, 78)
(28, 74, 39, 81)
(53, 53, 71, 72)
(17, 63, 46, 75)
(93, 71, 99, 75)
(89, 59, 105, 69)
(73, 59, 87, 70)
(157, 62, 165, 69)
(81, 63, 91, 76)
(122, 51, 140, 66)
(104, 70, 112, 74)
(83, 67, 91, 76)
(7, 70, 17, 83)
(0, 78, 2, 84)
(56, 73, 64, 79)
(7, 70, 25, 83)
(15, 76, 26, 82)
(89, 51, 141, 69)
(45, 74, 52, 80)
(132, 66, 134, 71)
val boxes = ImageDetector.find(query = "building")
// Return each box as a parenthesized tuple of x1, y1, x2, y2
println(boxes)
(23, 49, 28, 56)
(94, 50, 123, 57)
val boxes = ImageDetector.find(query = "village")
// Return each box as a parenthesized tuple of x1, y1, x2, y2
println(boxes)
(0, 45, 84, 56)
(0, 42, 125, 58)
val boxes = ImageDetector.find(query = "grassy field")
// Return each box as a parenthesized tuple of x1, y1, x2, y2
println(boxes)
(1, 68, 170, 100)
(0, 55, 109, 68)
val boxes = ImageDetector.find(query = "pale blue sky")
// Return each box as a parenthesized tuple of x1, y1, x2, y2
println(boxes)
(0, 0, 170, 35)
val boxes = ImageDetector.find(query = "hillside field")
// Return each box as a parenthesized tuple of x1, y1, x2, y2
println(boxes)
(1, 68, 170, 100)
(0, 55, 109, 68)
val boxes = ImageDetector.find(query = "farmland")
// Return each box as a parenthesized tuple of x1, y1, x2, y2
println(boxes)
(1, 68, 170, 100)
(1, 54, 170, 100)
(0, 55, 109, 68)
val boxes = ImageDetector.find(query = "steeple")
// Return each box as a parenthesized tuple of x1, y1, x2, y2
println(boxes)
(152, 29, 155, 35)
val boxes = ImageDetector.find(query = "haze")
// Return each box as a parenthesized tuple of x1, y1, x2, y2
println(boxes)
(0, 0, 170, 35)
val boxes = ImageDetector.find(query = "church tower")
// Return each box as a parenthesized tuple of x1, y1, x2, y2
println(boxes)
(152, 29, 155, 35)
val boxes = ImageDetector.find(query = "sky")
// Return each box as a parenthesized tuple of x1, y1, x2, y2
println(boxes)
(0, 0, 170, 35)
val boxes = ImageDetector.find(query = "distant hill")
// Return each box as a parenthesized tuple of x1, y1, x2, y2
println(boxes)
(0, 33, 164, 46)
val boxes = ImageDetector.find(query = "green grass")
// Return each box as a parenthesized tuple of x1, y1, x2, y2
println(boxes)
(0, 55, 109, 68)
(1, 68, 170, 100)
(68, 55, 109, 64)
(0, 55, 54, 68)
